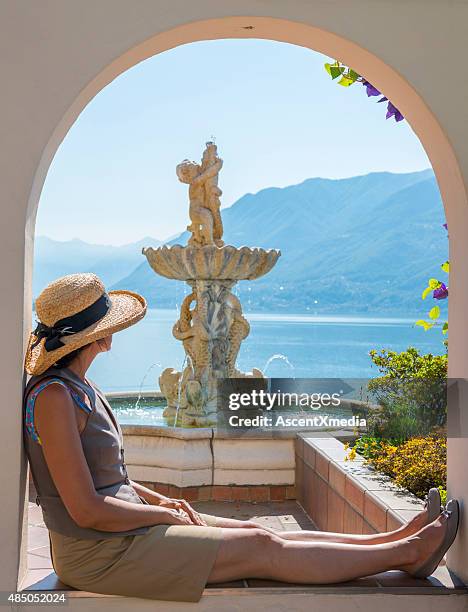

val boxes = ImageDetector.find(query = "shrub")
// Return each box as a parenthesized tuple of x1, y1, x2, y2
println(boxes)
(351, 435, 386, 459)
(366, 347, 447, 440)
(365, 435, 446, 499)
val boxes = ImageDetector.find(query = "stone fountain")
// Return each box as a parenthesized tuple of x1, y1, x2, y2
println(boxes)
(143, 143, 281, 426)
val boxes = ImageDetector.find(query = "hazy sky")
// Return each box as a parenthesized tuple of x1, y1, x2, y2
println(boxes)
(36, 39, 430, 246)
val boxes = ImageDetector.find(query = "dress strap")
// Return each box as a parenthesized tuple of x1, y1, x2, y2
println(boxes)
(25, 377, 92, 445)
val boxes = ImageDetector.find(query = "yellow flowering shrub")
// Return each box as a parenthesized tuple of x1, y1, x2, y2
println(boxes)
(367, 435, 446, 498)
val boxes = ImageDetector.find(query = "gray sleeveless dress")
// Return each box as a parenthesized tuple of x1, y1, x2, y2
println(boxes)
(24, 366, 221, 602)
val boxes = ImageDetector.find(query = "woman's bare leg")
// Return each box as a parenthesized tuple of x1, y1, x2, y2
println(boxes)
(207, 513, 447, 584)
(270, 507, 431, 545)
(203, 507, 431, 545)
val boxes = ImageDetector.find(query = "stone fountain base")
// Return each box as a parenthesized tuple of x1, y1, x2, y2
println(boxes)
(121, 423, 296, 488)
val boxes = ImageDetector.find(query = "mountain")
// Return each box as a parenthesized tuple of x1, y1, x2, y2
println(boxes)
(34, 170, 448, 316)
(33, 236, 162, 297)
(113, 169, 448, 315)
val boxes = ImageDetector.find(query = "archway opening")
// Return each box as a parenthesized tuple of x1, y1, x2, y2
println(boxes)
(34, 37, 446, 390)
(20, 15, 468, 590)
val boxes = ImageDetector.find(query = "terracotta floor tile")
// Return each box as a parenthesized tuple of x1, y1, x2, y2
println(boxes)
(193, 500, 315, 532)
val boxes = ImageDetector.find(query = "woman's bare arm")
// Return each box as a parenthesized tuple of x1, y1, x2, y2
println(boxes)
(34, 384, 194, 531)
(130, 481, 168, 505)
(130, 480, 207, 526)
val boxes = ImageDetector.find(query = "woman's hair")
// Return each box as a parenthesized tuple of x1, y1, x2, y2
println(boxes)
(53, 346, 87, 369)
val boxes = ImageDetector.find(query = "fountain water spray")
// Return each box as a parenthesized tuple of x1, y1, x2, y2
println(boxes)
(135, 362, 162, 410)
(263, 353, 296, 378)
(174, 355, 188, 428)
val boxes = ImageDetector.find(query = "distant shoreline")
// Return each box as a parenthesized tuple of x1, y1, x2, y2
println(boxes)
(145, 307, 444, 326)
(30, 304, 444, 327)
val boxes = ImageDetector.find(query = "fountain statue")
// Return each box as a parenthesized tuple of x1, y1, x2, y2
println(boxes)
(143, 142, 281, 426)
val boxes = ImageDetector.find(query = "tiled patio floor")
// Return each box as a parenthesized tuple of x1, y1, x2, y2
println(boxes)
(23, 500, 467, 595)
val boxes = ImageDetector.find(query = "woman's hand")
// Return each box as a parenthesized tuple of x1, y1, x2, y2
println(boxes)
(158, 506, 197, 526)
(159, 498, 207, 526)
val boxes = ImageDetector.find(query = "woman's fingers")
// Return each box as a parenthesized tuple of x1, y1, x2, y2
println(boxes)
(165, 508, 193, 525)
(159, 498, 207, 526)
(178, 500, 207, 526)
(159, 499, 181, 510)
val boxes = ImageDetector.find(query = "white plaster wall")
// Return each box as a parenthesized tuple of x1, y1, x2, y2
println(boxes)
(1, 0, 468, 588)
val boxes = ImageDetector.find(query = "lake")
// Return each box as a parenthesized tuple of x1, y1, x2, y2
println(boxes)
(88, 308, 446, 393)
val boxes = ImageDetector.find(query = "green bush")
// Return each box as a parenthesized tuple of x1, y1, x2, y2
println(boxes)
(368, 435, 447, 499)
(348, 435, 447, 500)
(366, 347, 447, 441)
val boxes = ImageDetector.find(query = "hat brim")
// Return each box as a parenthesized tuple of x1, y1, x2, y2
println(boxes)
(25, 290, 147, 376)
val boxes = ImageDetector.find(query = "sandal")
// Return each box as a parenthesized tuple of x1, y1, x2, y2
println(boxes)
(412, 499, 460, 579)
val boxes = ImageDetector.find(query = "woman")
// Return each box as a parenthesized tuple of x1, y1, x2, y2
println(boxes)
(23, 273, 459, 602)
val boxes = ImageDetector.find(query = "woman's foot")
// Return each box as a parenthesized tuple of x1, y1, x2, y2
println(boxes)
(401, 509, 451, 576)
(385, 488, 442, 542)
(397, 505, 433, 537)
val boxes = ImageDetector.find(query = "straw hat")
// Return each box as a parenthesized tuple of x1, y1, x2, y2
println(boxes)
(25, 273, 147, 376)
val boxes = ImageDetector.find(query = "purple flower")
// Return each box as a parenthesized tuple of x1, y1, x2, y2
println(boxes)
(362, 80, 381, 97)
(386, 101, 404, 122)
(443, 223, 448, 230)
(377, 96, 388, 103)
(433, 283, 448, 300)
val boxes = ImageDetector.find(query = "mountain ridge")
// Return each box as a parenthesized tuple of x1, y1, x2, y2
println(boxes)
(112, 169, 447, 315)
(34, 169, 447, 316)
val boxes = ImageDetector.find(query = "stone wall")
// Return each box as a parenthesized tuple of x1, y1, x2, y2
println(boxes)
(295, 434, 424, 533)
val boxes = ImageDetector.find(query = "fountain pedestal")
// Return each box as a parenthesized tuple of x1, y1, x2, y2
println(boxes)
(143, 143, 280, 426)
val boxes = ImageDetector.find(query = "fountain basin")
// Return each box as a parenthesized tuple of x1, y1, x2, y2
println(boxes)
(107, 392, 364, 487)
(142, 244, 281, 281)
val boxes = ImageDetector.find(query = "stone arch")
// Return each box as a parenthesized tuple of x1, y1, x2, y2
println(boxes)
(10, 14, 468, 589)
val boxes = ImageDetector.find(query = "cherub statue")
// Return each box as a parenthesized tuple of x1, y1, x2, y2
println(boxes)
(201, 142, 224, 245)
(176, 142, 224, 247)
